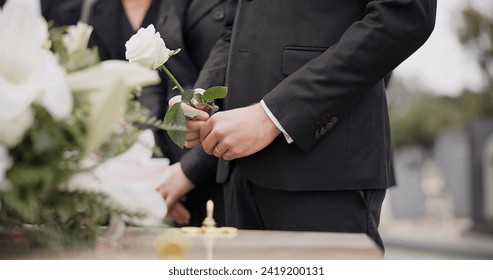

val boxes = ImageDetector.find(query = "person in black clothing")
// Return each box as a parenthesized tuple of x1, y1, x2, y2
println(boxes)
(164, 0, 437, 250)
(41, 0, 83, 26)
(86, 0, 228, 227)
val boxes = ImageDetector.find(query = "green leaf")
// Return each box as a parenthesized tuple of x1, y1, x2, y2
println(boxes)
(194, 93, 205, 104)
(182, 89, 195, 104)
(202, 86, 228, 101)
(164, 102, 186, 149)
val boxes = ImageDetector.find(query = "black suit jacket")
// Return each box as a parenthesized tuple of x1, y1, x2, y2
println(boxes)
(184, 0, 436, 192)
(41, 0, 83, 26)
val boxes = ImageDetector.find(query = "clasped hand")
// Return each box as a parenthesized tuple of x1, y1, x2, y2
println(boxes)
(169, 96, 281, 160)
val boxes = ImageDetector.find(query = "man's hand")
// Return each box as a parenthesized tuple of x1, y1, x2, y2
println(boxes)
(200, 103, 281, 160)
(169, 96, 210, 148)
(156, 162, 195, 209)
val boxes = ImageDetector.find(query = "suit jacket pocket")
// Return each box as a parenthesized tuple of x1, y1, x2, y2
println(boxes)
(282, 46, 327, 76)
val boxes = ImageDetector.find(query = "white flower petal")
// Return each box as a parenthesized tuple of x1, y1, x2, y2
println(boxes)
(67, 60, 159, 153)
(67, 130, 169, 226)
(63, 22, 93, 55)
(0, 77, 35, 147)
(29, 51, 73, 120)
(0, 145, 12, 190)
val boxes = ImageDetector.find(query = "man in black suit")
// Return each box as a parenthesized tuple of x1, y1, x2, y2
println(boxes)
(164, 0, 437, 250)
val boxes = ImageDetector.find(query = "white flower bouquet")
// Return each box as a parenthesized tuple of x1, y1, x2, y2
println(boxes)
(0, 0, 181, 249)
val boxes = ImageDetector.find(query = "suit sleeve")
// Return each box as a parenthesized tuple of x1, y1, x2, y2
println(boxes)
(180, 146, 218, 185)
(179, 0, 237, 185)
(263, 0, 437, 152)
(194, 0, 236, 89)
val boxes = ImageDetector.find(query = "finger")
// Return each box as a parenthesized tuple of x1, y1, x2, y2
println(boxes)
(185, 132, 200, 141)
(186, 120, 207, 133)
(213, 145, 227, 158)
(168, 211, 188, 225)
(202, 134, 219, 155)
(167, 210, 187, 225)
(200, 118, 214, 143)
(173, 202, 191, 222)
(194, 103, 209, 111)
(184, 139, 202, 148)
(164, 193, 178, 209)
(183, 105, 210, 121)
(167, 204, 190, 225)
(194, 103, 212, 115)
(222, 151, 235, 161)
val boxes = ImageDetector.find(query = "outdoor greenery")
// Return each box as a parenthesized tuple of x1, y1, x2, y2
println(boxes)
(390, 4, 493, 148)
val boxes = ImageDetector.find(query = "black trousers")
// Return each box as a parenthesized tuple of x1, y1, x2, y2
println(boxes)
(224, 165, 387, 251)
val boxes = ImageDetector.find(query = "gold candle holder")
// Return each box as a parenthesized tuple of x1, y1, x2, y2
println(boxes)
(180, 200, 238, 237)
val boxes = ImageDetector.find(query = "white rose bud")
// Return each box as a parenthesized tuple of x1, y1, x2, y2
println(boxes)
(125, 24, 177, 70)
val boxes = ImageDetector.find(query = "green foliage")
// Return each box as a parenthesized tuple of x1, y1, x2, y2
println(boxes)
(164, 103, 187, 149)
(391, 88, 493, 148)
(459, 5, 493, 84)
(391, 4, 493, 148)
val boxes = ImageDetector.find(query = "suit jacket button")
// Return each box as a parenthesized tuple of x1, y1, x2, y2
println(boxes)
(314, 130, 321, 139)
(330, 117, 338, 123)
(325, 122, 333, 130)
(212, 9, 225, 21)
(320, 127, 327, 135)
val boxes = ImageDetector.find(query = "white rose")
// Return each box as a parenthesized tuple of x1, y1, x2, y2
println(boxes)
(0, 145, 12, 190)
(67, 130, 168, 226)
(125, 24, 175, 70)
(62, 21, 93, 56)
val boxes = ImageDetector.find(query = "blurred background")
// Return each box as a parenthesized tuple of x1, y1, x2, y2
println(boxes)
(381, 0, 493, 259)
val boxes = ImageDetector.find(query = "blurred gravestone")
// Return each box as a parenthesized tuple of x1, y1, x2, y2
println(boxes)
(468, 118, 493, 232)
(389, 146, 427, 219)
(434, 129, 471, 218)
(483, 136, 493, 222)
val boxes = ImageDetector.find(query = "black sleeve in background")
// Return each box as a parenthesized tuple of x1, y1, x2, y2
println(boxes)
(42, 0, 83, 27)
(193, 0, 237, 89)
(180, 146, 217, 186)
(179, 0, 237, 186)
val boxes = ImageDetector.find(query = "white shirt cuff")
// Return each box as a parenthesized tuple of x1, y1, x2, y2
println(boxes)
(260, 100, 294, 144)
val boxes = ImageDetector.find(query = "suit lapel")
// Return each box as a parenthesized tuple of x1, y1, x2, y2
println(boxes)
(185, 0, 223, 31)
